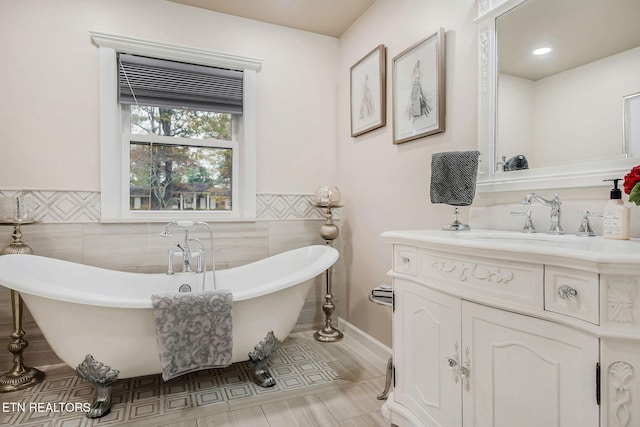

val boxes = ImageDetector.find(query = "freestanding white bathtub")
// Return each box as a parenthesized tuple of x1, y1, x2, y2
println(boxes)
(0, 245, 338, 416)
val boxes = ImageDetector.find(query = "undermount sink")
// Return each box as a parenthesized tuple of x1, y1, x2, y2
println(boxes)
(454, 230, 582, 242)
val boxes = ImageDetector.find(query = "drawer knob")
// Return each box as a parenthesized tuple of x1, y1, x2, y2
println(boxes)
(400, 256, 411, 264)
(558, 284, 578, 300)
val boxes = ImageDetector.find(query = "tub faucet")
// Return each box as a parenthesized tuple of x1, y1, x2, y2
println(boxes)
(522, 193, 563, 234)
(161, 223, 197, 274)
(167, 241, 193, 274)
(167, 236, 205, 274)
(160, 222, 215, 284)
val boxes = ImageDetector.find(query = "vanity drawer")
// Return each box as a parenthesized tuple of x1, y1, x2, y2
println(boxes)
(544, 266, 599, 325)
(419, 251, 544, 310)
(393, 245, 418, 275)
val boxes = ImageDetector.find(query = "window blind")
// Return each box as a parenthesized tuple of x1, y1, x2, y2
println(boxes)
(118, 53, 243, 114)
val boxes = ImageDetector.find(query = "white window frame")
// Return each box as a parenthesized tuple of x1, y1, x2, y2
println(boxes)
(91, 31, 262, 222)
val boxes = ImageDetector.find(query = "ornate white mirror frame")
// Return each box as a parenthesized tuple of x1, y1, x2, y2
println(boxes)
(475, 0, 638, 193)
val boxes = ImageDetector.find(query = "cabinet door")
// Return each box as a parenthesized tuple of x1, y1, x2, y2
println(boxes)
(462, 301, 599, 427)
(394, 279, 462, 427)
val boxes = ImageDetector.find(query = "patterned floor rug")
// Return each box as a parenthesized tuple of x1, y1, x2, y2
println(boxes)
(0, 337, 339, 426)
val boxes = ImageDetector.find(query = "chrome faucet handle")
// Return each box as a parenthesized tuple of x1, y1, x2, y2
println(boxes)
(188, 237, 204, 251)
(167, 248, 178, 275)
(510, 210, 536, 233)
(196, 249, 204, 273)
(576, 210, 603, 237)
(187, 238, 205, 273)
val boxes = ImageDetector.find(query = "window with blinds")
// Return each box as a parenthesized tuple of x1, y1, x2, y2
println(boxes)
(92, 31, 260, 222)
(118, 54, 244, 114)
(119, 54, 241, 213)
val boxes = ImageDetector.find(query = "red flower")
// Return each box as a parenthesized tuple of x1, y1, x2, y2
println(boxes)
(624, 165, 640, 194)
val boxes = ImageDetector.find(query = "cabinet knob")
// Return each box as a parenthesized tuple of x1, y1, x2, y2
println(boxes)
(558, 284, 578, 300)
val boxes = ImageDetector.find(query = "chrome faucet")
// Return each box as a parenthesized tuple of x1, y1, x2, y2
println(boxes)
(522, 193, 563, 235)
(167, 233, 202, 274)
(510, 210, 536, 233)
(576, 210, 602, 237)
(160, 221, 211, 275)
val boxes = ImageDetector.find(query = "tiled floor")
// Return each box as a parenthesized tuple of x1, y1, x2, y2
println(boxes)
(0, 331, 391, 426)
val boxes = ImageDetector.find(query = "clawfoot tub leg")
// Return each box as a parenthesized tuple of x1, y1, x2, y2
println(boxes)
(75, 354, 119, 418)
(248, 331, 279, 387)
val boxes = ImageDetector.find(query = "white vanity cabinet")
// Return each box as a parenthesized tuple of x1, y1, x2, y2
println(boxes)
(382, 230, 640, 427)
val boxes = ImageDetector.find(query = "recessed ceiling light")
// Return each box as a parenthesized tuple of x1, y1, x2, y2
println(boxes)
(532, 47, 552, 56)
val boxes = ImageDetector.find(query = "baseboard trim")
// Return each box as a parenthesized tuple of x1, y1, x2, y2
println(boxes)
(338, 317, 392, 360)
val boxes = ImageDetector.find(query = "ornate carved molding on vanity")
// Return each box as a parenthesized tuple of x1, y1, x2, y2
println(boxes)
(605, 276, 638, 326)
(382, 229, 640, 427)
(609, 361, 633, 427)
(429, 257, 514, 284)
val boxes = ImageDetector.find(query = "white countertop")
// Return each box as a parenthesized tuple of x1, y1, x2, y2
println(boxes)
(381, 229, 640, 269)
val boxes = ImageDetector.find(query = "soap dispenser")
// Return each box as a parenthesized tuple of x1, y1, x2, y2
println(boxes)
(602, 178, 630, 240)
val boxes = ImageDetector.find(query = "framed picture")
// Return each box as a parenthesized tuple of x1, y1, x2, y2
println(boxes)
(392, 28, 445, 144)
(350, 44, 386, 137)
(624, 92, 640, 157)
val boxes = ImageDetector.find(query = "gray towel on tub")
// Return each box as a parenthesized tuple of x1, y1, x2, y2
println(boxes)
(430, 150, 480, 206)
(151, 290, 233, 381)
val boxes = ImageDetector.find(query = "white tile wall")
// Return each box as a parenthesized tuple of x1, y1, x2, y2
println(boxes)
(0, 191, 339, 223)
(0, 190, 100, 223)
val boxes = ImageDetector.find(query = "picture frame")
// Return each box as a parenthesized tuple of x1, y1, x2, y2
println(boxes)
(624, 92, 640, 157)
(392, 28, 445, 144)
(350, 44, 386, 137)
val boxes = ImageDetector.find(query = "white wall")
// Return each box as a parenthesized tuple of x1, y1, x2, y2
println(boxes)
(0, 0, 338, 195)
(533, 47, 640, 168)
(337, 0, 478, 346)
(498, 47, 640, 169)
(497, 74, 534, 164)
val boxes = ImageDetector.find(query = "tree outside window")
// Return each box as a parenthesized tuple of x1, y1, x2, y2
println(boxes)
(128, 106, 233, 211)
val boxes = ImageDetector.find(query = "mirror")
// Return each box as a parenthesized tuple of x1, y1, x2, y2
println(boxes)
(476, 0, 640, 192)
